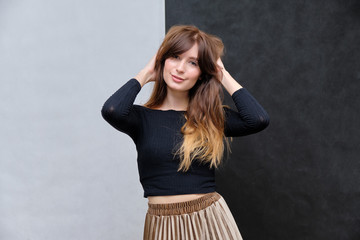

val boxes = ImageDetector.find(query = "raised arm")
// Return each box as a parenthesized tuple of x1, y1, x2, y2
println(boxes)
(216, 58, 270, 137)
(134, 54, 157, 87)
(101, 55, 156, 139)
(217, 58, 243, 95)
(101, 79, 142, 139)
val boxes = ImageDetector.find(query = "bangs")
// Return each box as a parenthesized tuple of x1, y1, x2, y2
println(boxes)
(165, 34, 197, 58)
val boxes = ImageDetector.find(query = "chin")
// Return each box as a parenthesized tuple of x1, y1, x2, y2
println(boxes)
(167, 84, 188, 92)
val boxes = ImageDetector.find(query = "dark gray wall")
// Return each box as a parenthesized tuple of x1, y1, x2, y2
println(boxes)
(166, 1, 360, 239)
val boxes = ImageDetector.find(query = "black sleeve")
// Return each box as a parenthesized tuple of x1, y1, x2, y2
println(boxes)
(101, 78, 142, 141)
(224, 88, 270, 137)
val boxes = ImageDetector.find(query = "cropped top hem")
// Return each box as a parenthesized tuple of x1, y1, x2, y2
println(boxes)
(144, 187, 217, 198)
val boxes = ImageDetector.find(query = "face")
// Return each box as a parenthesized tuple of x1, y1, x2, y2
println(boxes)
(163, 43, 202, 93)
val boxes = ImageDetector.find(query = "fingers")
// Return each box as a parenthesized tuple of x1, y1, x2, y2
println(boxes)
(146, 54, 157, 71)
(214, 58, 224, 82)
(149, 54, 158, 82)
(216, 58, 225, 70)
(135, 53, 158, 86)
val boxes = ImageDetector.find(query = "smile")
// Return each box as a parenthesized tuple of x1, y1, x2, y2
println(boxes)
(171, 74, 184, 83)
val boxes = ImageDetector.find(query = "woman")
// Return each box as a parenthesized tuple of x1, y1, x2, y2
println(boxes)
(101, 25, 269, 240)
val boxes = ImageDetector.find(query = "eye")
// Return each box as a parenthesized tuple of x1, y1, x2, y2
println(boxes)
(189, 61, 198, 67)
(172, 54, 180, 59)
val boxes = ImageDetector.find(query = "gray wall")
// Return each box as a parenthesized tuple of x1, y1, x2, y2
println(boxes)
(0, 1, 164, 239)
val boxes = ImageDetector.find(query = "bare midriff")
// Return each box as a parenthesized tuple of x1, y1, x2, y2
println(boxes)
(147, 193, 210, 204)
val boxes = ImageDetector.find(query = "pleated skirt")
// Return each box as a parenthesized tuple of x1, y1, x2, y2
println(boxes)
(143, 192, 243, 240)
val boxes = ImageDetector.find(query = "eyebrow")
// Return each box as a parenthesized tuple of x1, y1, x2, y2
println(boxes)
(188, 57, 198, 61)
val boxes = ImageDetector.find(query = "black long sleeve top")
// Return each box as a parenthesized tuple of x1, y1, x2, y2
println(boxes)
(101, 78, 269, 197)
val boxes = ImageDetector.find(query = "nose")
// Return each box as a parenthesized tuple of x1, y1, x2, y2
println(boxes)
(176, 60, 185, 73)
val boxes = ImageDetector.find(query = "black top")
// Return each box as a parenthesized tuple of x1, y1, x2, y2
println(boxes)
(101, 78, 269, 197)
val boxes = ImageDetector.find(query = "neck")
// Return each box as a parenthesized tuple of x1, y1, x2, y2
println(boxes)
(160, 88, 189, 111)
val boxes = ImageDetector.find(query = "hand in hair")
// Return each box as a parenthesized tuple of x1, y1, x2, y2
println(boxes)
(216, 57, 225, 71)
(216, 57, 225, 82)
(135, 54, 157, 87)
(216, 58, 243, 95)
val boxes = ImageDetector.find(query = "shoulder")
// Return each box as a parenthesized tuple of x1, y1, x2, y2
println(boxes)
(132, 105, 164, 116)
(133, 104, 156, 112)
(132, 104, 150, 114)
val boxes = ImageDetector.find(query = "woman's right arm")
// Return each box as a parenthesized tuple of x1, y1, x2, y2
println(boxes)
(134, 54, 157, 87)
(101, 55, 156, 139)
(101, 79, 142, 139)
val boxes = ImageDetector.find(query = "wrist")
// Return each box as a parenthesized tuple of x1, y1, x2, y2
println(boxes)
(135, 69, 153, 87)
(221, 70, 242, 95)
(221, 70, 233, 83)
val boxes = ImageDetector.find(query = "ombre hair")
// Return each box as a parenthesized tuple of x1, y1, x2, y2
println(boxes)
(145, 25, 228, 172)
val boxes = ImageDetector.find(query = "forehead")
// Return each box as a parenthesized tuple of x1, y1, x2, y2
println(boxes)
(179, 43, 199, 59)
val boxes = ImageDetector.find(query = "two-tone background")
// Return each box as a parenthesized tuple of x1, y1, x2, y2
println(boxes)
(1, 0, 359, 239)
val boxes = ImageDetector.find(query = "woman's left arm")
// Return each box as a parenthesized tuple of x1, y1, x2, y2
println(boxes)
(217, 58, 243, 95)
(217, 58, 270, 137)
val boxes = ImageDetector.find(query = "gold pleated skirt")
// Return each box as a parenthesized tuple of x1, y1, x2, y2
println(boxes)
(143, 192, 243, 240)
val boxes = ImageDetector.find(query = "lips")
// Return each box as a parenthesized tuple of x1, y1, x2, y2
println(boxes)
(171, 74, 184, 83)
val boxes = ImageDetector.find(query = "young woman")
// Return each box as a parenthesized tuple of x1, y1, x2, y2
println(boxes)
(101, 25, 269, 240)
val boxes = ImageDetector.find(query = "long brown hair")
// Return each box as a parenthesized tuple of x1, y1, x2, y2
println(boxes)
(145, 25, 228, 172)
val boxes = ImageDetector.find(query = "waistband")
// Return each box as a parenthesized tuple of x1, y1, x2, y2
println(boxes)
(147, 192, 221, 216)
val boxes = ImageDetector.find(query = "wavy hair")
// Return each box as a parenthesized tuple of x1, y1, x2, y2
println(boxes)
(145, 25, 228, 172)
